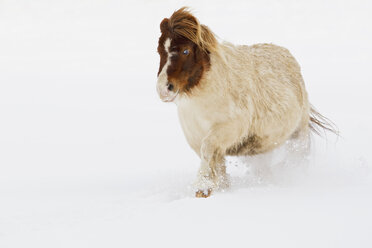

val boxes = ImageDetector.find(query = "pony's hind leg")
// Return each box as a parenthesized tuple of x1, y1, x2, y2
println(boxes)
(284, 124, 311, 167)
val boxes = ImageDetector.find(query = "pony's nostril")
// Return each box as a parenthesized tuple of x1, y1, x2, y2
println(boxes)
(167, 83, 174, 91)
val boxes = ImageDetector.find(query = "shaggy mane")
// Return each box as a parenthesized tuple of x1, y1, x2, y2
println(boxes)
(168, 7, 218, 53)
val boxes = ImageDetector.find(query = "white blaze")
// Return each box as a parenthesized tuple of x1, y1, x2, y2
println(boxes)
(157, 38, 179, 102)
(157, 38, 171, 85)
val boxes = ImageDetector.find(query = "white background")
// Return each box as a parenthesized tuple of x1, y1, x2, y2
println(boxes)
(0, 0, 371, 247)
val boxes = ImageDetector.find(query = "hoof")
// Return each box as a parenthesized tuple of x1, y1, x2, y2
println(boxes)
(195, 189, 212, 198)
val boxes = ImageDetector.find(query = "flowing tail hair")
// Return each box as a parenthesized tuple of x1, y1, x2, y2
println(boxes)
(309, 105, 339, 136)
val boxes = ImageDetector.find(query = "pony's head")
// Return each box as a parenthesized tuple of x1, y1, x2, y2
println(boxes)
(156, 7, 218, 102)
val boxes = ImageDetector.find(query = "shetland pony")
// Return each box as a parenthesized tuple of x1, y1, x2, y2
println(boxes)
(156, 7, 336, 198)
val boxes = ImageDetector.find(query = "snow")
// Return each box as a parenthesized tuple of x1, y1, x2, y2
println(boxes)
(1, 0, 372, 247)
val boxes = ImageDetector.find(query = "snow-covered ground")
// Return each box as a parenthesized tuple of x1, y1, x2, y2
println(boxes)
(1, 0, 371, 247)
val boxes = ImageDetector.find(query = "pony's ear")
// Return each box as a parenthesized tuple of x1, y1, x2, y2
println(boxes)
(160, 18, 169, 33)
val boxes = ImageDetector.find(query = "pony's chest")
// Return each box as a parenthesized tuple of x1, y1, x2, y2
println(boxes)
(176, 99, 217, 155)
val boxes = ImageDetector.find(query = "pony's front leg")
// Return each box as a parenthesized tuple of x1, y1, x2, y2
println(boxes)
(194, 159, 216, 198)
(194, 154, 228, 198)
(194, 122, 241, 197)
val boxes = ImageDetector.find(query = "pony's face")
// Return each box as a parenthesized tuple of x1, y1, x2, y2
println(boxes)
(156, 19, 210, 102)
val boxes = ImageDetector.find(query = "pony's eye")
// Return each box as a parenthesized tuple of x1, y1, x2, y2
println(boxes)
(183, 49, 189, 55)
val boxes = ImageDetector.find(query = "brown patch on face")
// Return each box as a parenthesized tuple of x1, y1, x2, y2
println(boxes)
(157, 8, 215, 94)
(226, 135, 263, 156)
(165, 37, 210, 93)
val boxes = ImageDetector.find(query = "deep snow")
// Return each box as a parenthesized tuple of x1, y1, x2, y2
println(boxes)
(0, 0, 372, 247)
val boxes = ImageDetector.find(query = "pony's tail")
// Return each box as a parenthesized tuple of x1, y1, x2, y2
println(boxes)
(309, 105, 339, 136)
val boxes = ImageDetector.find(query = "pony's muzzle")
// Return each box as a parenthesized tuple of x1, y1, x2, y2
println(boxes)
(157, 81, 179, 102)
(167, 83, 174, 91)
